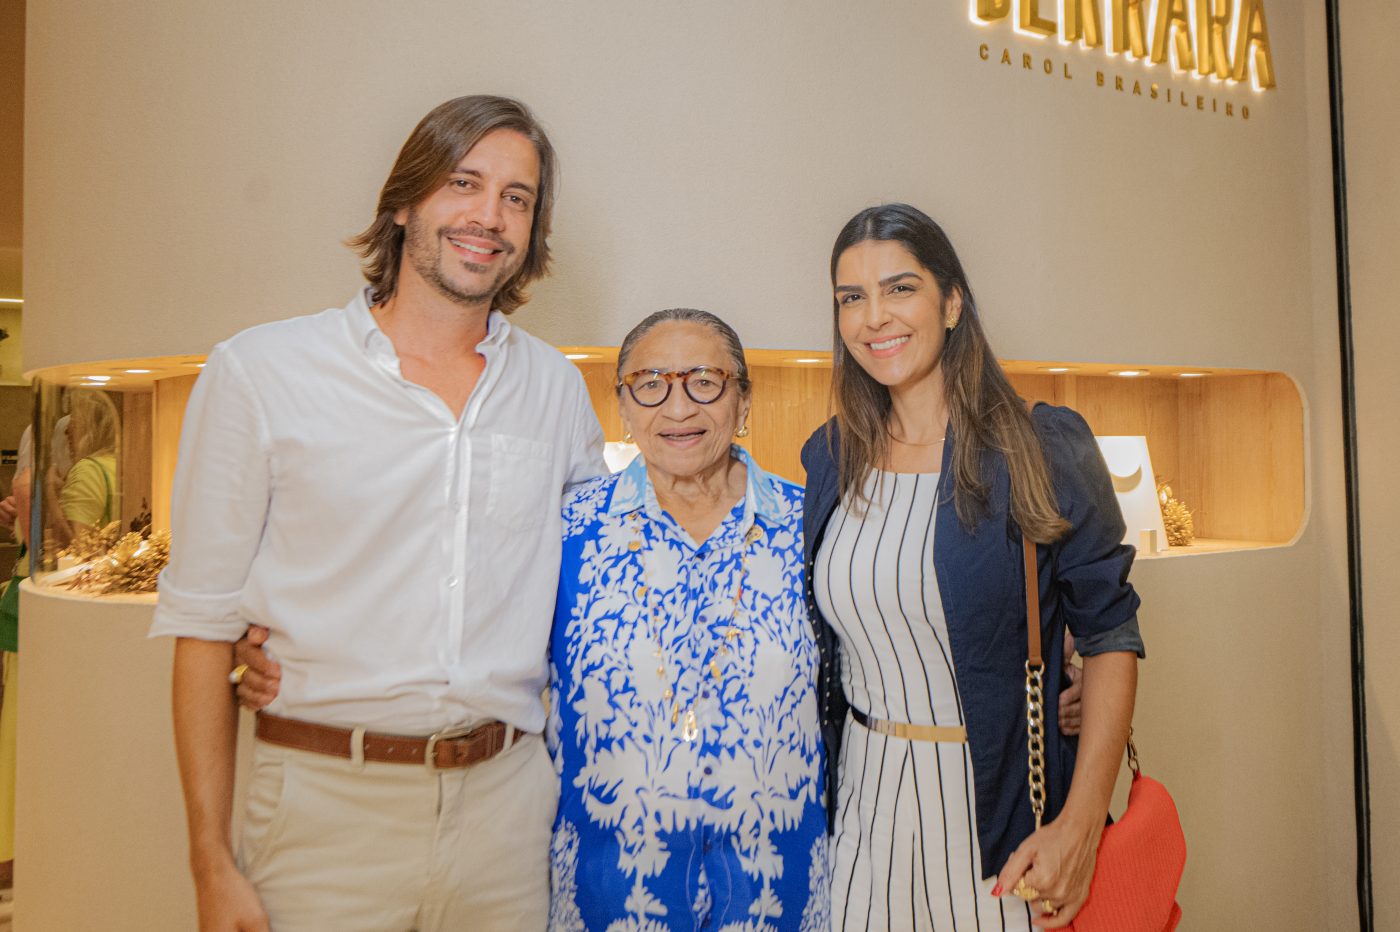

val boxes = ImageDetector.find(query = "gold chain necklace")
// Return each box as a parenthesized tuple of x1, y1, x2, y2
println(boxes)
(629, 514, 761, 741)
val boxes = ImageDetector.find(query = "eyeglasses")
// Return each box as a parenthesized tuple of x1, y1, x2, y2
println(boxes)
(617, 366, 739, 407)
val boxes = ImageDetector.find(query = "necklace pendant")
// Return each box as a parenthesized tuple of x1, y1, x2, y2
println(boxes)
(709, 659, 722, 680)
(682, 708, 699, 742)
(671, 703, 680, 725)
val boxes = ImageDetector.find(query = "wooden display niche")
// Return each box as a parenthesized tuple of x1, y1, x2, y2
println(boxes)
(26, 355, 205, 536)
(567, 348, 1306, 558)
(35, 350, 1303, 560)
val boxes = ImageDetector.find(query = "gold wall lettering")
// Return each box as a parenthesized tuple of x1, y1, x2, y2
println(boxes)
(972, 0, 1275, 90)
(1108, 0, 1150, 58)
(1150, 0, 1195, 70)
(1232, 0, 1276, 88)
(1018, 0, 1056, 36)
(1063, 0, 1103, 49)
(978, 43, 1252, 121)
(1196, 0, 1234, 79)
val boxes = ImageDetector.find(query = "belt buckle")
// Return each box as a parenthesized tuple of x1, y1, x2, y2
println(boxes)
(424, 724, 475, 771)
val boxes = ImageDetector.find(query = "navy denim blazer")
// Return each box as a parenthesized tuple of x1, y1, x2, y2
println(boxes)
(801, 403, 1141, 877)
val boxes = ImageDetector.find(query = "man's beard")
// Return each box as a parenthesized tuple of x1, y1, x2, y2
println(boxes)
(402, 209, 519, 309)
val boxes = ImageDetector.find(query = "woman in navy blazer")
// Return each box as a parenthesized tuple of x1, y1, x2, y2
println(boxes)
(802, 204, 1143, 930)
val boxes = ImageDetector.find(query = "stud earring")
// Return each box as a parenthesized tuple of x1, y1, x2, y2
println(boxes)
(623, 431, 633, 444)
(735, 424, 750, 439)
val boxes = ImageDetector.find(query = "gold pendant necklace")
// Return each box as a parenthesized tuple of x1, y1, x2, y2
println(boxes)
(629, 514, 760, 742)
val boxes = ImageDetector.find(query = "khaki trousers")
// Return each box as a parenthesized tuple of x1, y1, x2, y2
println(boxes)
(237, 730, 555, 931)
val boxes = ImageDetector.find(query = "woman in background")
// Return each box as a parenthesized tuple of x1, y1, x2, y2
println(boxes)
(802, 204, 1144, 930)
(48, 390, 119, 546)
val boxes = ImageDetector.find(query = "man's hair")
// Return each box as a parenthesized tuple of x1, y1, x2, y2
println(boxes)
(348, 95, 559, 314)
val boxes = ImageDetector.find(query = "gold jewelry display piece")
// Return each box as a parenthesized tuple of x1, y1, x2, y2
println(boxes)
(229, 663, 249, 686)
(631, 515, 761, 742)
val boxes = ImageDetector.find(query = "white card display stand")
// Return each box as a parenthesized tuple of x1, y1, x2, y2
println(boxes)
(1094, 436, 1168, 554)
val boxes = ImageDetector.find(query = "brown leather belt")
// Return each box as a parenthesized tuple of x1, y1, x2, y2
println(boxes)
(255, 713, 516, 770)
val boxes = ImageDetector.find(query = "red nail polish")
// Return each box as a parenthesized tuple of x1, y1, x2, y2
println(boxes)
(991, 883, 1003, 897)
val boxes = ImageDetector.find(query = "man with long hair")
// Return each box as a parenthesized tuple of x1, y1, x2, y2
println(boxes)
(152, 96, 605, 931)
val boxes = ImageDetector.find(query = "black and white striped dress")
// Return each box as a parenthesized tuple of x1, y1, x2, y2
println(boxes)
(814, 470, 1034, 932)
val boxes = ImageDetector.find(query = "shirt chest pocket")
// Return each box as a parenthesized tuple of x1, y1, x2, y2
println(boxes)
(487, 433, 556, 531)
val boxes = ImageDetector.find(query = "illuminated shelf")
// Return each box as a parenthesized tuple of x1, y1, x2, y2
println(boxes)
(564, 349, 1305, 557)
(25, 351, 1303, 569)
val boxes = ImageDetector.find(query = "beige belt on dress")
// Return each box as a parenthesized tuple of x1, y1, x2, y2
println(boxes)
(850, 707, 967, 743)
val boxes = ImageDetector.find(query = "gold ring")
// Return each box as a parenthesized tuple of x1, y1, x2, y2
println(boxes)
(1042, 899, 1059, 916)
(229, 663, 249, 686)
(1012, 879, 1040, 901)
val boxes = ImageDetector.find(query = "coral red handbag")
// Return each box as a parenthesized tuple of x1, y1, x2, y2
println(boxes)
(1021, 535, 1186, 932)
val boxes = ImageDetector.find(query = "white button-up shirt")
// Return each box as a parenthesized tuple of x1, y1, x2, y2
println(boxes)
(150, 288, 606, 735)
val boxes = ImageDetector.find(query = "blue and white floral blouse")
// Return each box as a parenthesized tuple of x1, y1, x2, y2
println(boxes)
(547, 447, 829, 931)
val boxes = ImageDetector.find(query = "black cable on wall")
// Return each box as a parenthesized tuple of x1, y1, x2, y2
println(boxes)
(1323, 0, 1373, 928)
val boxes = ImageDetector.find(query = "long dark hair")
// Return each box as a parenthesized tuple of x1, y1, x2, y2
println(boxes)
(348, 95, 559, 313)
(829, 204, 1069, 542)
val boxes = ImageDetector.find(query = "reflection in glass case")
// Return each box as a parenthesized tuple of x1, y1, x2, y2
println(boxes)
(26, 358, 202, 595)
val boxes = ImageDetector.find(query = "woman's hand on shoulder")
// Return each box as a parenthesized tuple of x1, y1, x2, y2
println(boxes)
(992, 810, 1104, 928)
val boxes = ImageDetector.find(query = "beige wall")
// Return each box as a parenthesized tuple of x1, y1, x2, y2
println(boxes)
(21, 1, 1356, 927)
(0, 0, 21, 252)
(1342, 0, 1400, 926)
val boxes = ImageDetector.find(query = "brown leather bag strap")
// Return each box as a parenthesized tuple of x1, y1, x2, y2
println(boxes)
(1024, 533, 1042, 668)
(1021, 398, 1044, 669)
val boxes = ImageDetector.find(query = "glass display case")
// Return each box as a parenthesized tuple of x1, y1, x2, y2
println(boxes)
(25, 356, 204, 595)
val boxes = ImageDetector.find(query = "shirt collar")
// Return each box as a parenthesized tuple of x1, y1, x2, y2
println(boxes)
(605, 445, 786, 527)
(346, 286, 512, 356)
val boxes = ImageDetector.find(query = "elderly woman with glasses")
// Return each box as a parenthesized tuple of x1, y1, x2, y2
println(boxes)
(547, 308, 828, 930)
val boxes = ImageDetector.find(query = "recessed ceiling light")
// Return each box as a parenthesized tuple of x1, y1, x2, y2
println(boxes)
(0, 298, 21, 305)
(1040, 366, 1075, 373)
(84, 375, 113, 382)
(564, 353, 592, 360)
(187, 362, 206, 368)
(1178, 372, 1208, 378)
(1112, 370, 1147, 378)
(124, 368, 153, 374)
(790, 358, 824, 364)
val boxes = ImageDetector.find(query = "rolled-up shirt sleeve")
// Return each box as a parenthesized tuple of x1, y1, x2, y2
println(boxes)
(149, 344, 272, 641)
(564, 369, 607, 488)
(1039, 405, 1145, 656)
